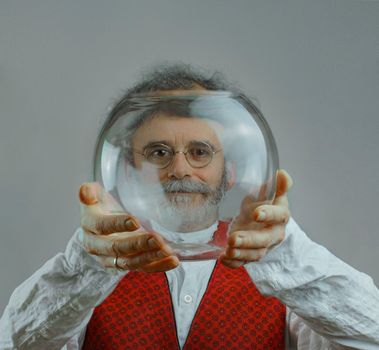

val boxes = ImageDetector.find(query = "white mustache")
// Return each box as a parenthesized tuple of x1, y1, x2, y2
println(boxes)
(162, 179, 212, 194)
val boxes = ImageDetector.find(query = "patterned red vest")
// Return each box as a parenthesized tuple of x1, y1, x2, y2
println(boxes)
(83, 223, 286, 349)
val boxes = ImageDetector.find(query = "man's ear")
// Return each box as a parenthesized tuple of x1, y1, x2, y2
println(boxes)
(226, 161, 237, 190)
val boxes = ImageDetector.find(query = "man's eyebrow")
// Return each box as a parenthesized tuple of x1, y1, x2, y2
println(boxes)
(189, 140, 218, 151)
(142, 140, 173, 149)
(142, 139, 218, 149)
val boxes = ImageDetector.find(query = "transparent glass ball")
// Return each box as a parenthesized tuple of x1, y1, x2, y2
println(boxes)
(93, 91, 279, 260)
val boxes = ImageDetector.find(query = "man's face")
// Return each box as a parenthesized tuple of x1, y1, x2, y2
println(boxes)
(130, 114, 229, 231)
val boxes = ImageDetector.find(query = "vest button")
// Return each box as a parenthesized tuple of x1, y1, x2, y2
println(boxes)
(184, 294, 193, 303)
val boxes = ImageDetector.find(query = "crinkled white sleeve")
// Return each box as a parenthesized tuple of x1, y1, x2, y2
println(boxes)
(244, 218, 379, 350)
(0, 228, 126, 350)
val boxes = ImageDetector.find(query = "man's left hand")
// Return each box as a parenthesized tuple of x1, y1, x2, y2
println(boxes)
(220, 169, 293, 269)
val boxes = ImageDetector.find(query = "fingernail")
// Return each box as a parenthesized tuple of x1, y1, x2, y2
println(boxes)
(80, 184, 98, 205)
(235, 236, 242, 247)
(233, 249, 240, 258)
(256, 211, 266, 221)
(147, 237, 159, 249)
(125, 218, 139, 231)
(157, 250, 169, 258)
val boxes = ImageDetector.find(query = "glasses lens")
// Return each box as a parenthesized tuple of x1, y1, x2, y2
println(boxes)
(145, 145, 173, 167)
(187, 142, 213, 167)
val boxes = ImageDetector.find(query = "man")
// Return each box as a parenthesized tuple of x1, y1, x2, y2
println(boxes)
(0, 64, 378, 349)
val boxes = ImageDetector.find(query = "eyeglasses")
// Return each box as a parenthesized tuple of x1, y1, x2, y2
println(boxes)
(134, 141, 222, 169)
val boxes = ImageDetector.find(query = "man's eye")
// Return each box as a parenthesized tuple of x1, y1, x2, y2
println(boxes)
(190, 147, 211, 158)
(146, 148, 172, 160)
(151, 149, 170, 157)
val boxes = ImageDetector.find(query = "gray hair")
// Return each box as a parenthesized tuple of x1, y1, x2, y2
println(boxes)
(96, 63, 255, 165)
(105, 63, 240, 124)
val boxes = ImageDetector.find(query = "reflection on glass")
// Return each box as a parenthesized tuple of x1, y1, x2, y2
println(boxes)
(94, 91, 279, 260)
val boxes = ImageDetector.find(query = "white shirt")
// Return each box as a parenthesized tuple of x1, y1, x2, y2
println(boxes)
(0, 218, 379, 349)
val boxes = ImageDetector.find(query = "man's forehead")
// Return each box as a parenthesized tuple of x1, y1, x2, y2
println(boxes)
(132, 113, 225, 147)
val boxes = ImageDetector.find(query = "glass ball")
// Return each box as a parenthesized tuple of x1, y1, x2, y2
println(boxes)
(93, 91, 279, 260)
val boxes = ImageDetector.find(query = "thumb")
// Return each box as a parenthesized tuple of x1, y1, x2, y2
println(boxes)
(79, 182, 102, 205)
(79, 182, 124, 214)
(275, 169, 293, 198)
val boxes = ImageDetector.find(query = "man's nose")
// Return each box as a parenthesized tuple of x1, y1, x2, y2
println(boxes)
(167, 152, 193, 179)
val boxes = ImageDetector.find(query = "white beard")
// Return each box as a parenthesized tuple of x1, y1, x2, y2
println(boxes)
(153, 193, 219, 232)
(118, 165, 228, 232)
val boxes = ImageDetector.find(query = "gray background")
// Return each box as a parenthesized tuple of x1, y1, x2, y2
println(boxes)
(0, 0, 378, 314)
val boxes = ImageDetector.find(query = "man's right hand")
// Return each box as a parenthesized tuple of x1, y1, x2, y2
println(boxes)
(78, 182, 179, 272)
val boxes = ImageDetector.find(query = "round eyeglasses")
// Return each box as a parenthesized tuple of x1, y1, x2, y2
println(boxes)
(134, 141, 222, 169)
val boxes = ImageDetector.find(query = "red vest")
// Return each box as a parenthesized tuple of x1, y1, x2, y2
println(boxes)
(83, 223, 286, 349)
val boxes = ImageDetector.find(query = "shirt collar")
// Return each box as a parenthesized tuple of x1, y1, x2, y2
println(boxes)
(149, 220, 218, 244)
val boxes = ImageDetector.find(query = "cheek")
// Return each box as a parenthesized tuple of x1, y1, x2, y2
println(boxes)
(198, 166, 225, 187)
(158, 171, 168, 182)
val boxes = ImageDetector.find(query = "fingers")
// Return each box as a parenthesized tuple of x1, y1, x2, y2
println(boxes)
(275, 169, 293, 198)
(116, 250, 171, 269)
(79, 182, 140, 235)
(220, 225, 285, 269)
(224, 246, 268, 260)
(137, 256, 180, 273)
(235, 169, 292, 225)
(238, 196, 265, 224)
(78, 183, 180, 273)
(82, 230, 172, 257)
(79, 182, 101, 205)
(221, 171, 292, 269)
(111, 231, 172, 256)
(228, 226, 285, 250)
(94, 252, 179, 272)
(252, 169, 292, 224)
(81, 213, 140, 235)
(253, 204, 290, 224)
(79, 182, 124, 213)
(219, 254, 245, 269)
